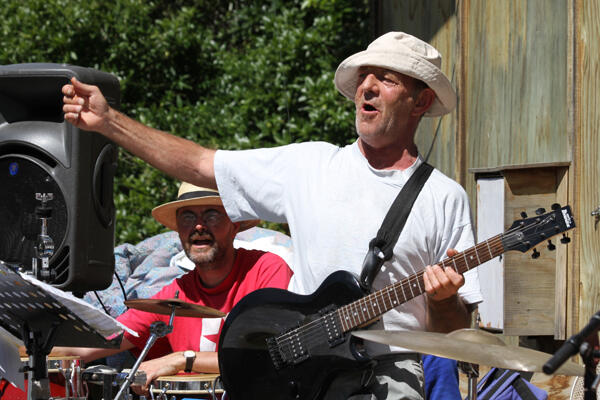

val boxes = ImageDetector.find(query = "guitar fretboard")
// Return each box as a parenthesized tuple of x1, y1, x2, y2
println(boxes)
(335, 233, 505, 332)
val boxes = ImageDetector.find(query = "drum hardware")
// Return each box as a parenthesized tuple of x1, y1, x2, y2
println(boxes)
(50, 356, 85, 400)
(149, 373, 224, 400)
(353, 328, 585, 376)
(82, 365, 146, 400)
(457, 361, 479, 400)
(113, 291, 183, 400)
(113, 292, 226, 399)
(19, 356, 86, 400)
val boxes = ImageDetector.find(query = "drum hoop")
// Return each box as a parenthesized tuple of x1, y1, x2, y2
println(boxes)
(154, 373, 220, 382)
(20, 356, 81, 362)
(150, 374, 223, 394)
(21, 356, 81, 373)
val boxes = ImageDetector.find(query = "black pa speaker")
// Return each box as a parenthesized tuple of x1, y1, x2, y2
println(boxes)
(0, 63, 120, 292)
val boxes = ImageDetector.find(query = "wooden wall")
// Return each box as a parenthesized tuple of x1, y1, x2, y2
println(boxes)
(576, 0, 600, 337)
(376, 0, 599, 338)
(373, 0, 461, 181)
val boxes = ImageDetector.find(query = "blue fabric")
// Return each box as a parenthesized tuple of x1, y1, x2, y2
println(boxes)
(83, 231, 184, 317)
(423, 355, 461, 400)
(476, 368, 547, 400)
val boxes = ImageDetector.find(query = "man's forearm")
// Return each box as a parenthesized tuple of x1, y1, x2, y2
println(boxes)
(100, 107, 217, 189)
(425, 294, 471, 333)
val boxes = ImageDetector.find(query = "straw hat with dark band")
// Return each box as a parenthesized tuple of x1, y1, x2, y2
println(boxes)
(152, 182, 258, 232)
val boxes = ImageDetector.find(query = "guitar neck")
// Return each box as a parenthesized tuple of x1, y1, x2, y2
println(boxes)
(336, 233, 505, 333)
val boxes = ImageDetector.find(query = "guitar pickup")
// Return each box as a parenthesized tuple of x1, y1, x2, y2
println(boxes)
(319, 305, 344, 347)
(321, 310, 344, 347)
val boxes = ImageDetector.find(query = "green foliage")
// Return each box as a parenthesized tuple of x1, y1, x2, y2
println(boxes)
(0, 0, 370, 244)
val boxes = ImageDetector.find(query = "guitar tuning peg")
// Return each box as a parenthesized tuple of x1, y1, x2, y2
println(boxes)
(551, 203, 561, 211)
(560, 234, 571, 244)
(520, 211, 528, 219)
(531, 248, 540, 259)
(547, 240, 556, 251)
(535, 208, 546, 215)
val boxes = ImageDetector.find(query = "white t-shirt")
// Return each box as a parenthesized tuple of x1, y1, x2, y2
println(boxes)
(214, 141, 482, 342)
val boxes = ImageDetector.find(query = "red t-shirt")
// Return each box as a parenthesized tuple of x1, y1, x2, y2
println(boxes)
(118, 248, 291, 354)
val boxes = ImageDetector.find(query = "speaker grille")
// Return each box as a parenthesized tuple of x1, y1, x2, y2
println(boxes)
(0, 155, 68, 272)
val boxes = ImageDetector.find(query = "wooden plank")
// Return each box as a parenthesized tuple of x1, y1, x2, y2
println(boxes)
(376, 0, 460, 183)
(555, 168, 569, 339)
(502, 169, 560, 336)
(576, 0, 600, 332)
(464, 0, 570, 171)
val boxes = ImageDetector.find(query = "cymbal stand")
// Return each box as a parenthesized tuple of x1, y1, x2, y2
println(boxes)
(458, 361, 479, 400)
(114, 295, 178, 400)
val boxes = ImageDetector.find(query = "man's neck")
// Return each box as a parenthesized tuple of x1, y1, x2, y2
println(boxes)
(357, 138, 419, 170)
(195, 248, 237, 288)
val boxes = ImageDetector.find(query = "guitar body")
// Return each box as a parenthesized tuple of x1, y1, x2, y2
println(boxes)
(218, 271, 372, 400)
(218, 204, 576, 400)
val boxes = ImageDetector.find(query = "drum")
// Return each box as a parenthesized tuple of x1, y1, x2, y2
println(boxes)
(82, 365, 147, 400)
(150, 373, 224, 400)
(4, 356, 85, 400)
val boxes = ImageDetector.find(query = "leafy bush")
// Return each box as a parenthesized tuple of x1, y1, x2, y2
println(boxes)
(0, 0, 370, 244)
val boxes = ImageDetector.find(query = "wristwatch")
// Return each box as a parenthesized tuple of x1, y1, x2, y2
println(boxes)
(184, 350, 196, 373)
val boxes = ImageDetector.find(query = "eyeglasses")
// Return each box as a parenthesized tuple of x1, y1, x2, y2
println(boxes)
(176, 210, 225, 228)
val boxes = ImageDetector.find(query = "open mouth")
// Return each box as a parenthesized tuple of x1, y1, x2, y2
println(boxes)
(362, 103, 378, 112)
(190, 232, 214, 246)
(192, 238, 213, 246)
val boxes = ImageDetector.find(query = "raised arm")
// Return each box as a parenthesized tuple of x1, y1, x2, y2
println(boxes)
(62, 77, 217, 189)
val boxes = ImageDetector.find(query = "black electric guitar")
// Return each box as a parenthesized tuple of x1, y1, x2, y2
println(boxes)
(218, 205, 576, 400)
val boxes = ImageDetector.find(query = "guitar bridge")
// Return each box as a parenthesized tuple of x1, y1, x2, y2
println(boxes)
(266, 329, 309, 370)
(266, 336, 285, 370)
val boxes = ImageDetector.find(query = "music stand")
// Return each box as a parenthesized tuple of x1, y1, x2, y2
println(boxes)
(0, 262, 121, 400)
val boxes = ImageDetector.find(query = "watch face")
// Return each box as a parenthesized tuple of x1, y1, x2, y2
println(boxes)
(184, 350, 195, 358)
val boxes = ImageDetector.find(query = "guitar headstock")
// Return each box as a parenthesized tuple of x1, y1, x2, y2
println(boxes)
(502, 204, 575, 254)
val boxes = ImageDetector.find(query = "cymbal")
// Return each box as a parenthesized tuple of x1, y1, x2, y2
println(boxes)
(124, 298, 226, 318)
(352, 328, 584, 376)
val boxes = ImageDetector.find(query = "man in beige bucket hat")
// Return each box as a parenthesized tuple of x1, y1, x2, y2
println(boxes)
(53, 183, 292, 395)
(62, 31, 481, 399)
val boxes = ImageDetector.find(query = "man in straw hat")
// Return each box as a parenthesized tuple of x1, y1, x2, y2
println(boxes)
(53, 183, 292, 395)
(62, 31, 481, 399)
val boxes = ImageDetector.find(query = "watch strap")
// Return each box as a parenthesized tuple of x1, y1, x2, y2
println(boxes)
(184, 351, 195, 373)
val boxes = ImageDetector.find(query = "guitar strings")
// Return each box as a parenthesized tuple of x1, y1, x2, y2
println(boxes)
(273, 216, 557, 354)
(274, 228, 517, 352)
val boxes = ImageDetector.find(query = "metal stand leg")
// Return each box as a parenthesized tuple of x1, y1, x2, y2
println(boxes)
(579, 342, 599, 400)
(458, 361, 479, 400)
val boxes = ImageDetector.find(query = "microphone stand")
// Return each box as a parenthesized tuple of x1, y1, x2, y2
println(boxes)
(543, 311, 600, 400)
(579, 342, 600, 400)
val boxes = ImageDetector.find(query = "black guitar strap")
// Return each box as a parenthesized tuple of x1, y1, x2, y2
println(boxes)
(359, 162, 434, 292)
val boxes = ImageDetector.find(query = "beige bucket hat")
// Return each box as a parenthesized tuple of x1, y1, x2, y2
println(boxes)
(334, 31, 457, 117)
(152, 182, 258, 232)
